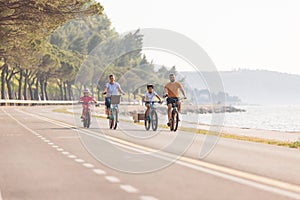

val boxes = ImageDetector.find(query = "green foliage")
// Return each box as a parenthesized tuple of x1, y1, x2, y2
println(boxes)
(0, 1, 179, 101)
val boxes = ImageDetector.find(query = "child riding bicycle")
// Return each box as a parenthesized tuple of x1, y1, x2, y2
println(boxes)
(79, 89, 98, 120)
(142, 84, 162, 119)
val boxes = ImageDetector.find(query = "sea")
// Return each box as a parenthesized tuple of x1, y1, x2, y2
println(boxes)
(182, 105, 300, 132)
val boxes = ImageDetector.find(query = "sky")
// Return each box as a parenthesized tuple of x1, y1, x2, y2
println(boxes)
(97, 0, 300, 75)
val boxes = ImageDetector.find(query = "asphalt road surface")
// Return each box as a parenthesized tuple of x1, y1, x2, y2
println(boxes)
(0, 106, 300, 200)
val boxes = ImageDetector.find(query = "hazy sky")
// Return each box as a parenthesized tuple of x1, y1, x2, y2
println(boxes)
(98, 0, 300, 75)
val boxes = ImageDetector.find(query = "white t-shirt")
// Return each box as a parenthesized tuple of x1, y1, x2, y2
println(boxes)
(105, 82, 120, 97)
(144, 91, 157, 102)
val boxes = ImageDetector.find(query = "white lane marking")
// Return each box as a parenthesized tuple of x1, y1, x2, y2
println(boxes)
(61, 151, 69, 155)
(74, 159, 85, 163)
(52, 145, 59, 148)
(44, 140, 50, 142)
(140, 196, 159, 200)
(15, 109, 300, 200)
(105, 176, 120, 183)
(68, 155, 77, 158)
(48, 143, 54, 145)
(93, 169, 106, 175)
(120, 185, 139, 193)
(82, 163, 94, 168)
(56, 148, 64, 151)
(56, 136, 79, 139)
(37, 135, 42, 138)
(0, 189, 3, 200)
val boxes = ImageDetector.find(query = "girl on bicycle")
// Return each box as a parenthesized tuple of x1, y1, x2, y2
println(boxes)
(79, 89, 98, 120)
(142, 84, 162, 119)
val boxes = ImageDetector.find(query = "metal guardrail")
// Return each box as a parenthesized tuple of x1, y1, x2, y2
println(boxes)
(0, 100, 140, 106)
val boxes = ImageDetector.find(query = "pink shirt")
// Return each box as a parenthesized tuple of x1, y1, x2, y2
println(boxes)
(80, 96, 93, 107)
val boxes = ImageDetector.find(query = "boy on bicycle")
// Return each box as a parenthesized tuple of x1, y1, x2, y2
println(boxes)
(142, 84, 162, 119)
(79, 89, 98, 120)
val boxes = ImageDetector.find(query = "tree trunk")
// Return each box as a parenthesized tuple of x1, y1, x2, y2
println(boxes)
(18, 69, 23, 100)
(1, 63, 7, 100)
(66, 81, 73, 100)
(5, 69, 14, 100)
(40, 77, 45, 100)
(63, 82, 67, 100)
(28, 78, 35, 100)
(44, 79, 48, 100)
(34, 76, 39, 100)
(58, 80, 64, 100)
(23, 70, 28, 100)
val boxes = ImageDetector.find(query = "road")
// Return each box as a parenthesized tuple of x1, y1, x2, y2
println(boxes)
(0, 106, 300, 200)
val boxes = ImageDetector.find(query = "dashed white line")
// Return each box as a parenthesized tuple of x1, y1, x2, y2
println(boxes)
(120, 185, 139, 193)
(48, 143, 54, 145)
(140, 196, 159, 200)
(61, 151, 69, 155)
(0, 189, 3, 200)
(44, 140, 50, 142)
(56, 148, 64, 151)
(82, 163, 94, 168)
(93, 169, 106, 175)
(68, 155, 76, 158)
(105, 176, 121, 183)
(52, 145, 58, 148)
(74, 159, 85, 163)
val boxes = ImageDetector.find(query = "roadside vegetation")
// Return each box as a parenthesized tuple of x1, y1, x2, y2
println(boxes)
(0, 0, 176, 102)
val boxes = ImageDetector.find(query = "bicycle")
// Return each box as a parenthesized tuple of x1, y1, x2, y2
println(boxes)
(79, 102, 93, 128)
(108, 95, 121, 130)
(144, 101, 161, 131)
(168, 98, 182, 132)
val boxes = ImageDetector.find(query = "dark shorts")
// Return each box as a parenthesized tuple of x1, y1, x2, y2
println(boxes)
(105, 97, 111, 109)
(167, 97, 179, 106)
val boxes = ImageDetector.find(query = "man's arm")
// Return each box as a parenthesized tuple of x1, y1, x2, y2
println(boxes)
(179, 84, 187, 99)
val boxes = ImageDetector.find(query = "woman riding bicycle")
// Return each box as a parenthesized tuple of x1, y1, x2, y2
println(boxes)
(79, 89, 97, 120)
(142, 84, 162, 119)
(102, 74, 125, 119)
(163, 74, 187, 127)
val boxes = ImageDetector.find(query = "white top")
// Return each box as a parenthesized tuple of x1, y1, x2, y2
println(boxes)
(144, 91, 157, 102)
(105, 82, 120, 97)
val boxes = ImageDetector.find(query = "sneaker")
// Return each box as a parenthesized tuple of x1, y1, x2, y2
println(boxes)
(167, 122, 171, 126)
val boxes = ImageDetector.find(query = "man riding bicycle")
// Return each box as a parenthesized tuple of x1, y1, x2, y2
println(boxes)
(103, 74, 125, 119)
(79, 89, 97, 120)
(163, 73, 187, 126)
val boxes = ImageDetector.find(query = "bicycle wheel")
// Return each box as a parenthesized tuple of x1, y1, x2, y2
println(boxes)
(109, 109, 114, 129)
(83, 118, 87, 128)
(113, 108, 118, 130)
(144, 113, 150, 131)
(151, 110, 158, 131)
(172, 110, 179, 132)
(86, 111, 91, 128)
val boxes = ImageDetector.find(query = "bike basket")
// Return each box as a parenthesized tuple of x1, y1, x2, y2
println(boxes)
(138, 113, 145, 120)
(110, 95, 121, 104)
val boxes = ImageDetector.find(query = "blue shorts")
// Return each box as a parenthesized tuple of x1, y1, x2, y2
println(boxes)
(105, 97, 111, 109)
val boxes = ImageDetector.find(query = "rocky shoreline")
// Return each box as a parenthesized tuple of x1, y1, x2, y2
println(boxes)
(120, 105, 246, 116)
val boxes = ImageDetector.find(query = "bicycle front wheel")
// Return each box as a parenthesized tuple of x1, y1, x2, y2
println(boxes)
(86, 111, 91, 128)
(109, 110, 114, 129)
(113, 108, 118, 130)
(171, 110, 179, 132)
(151, 110, 158, 131)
